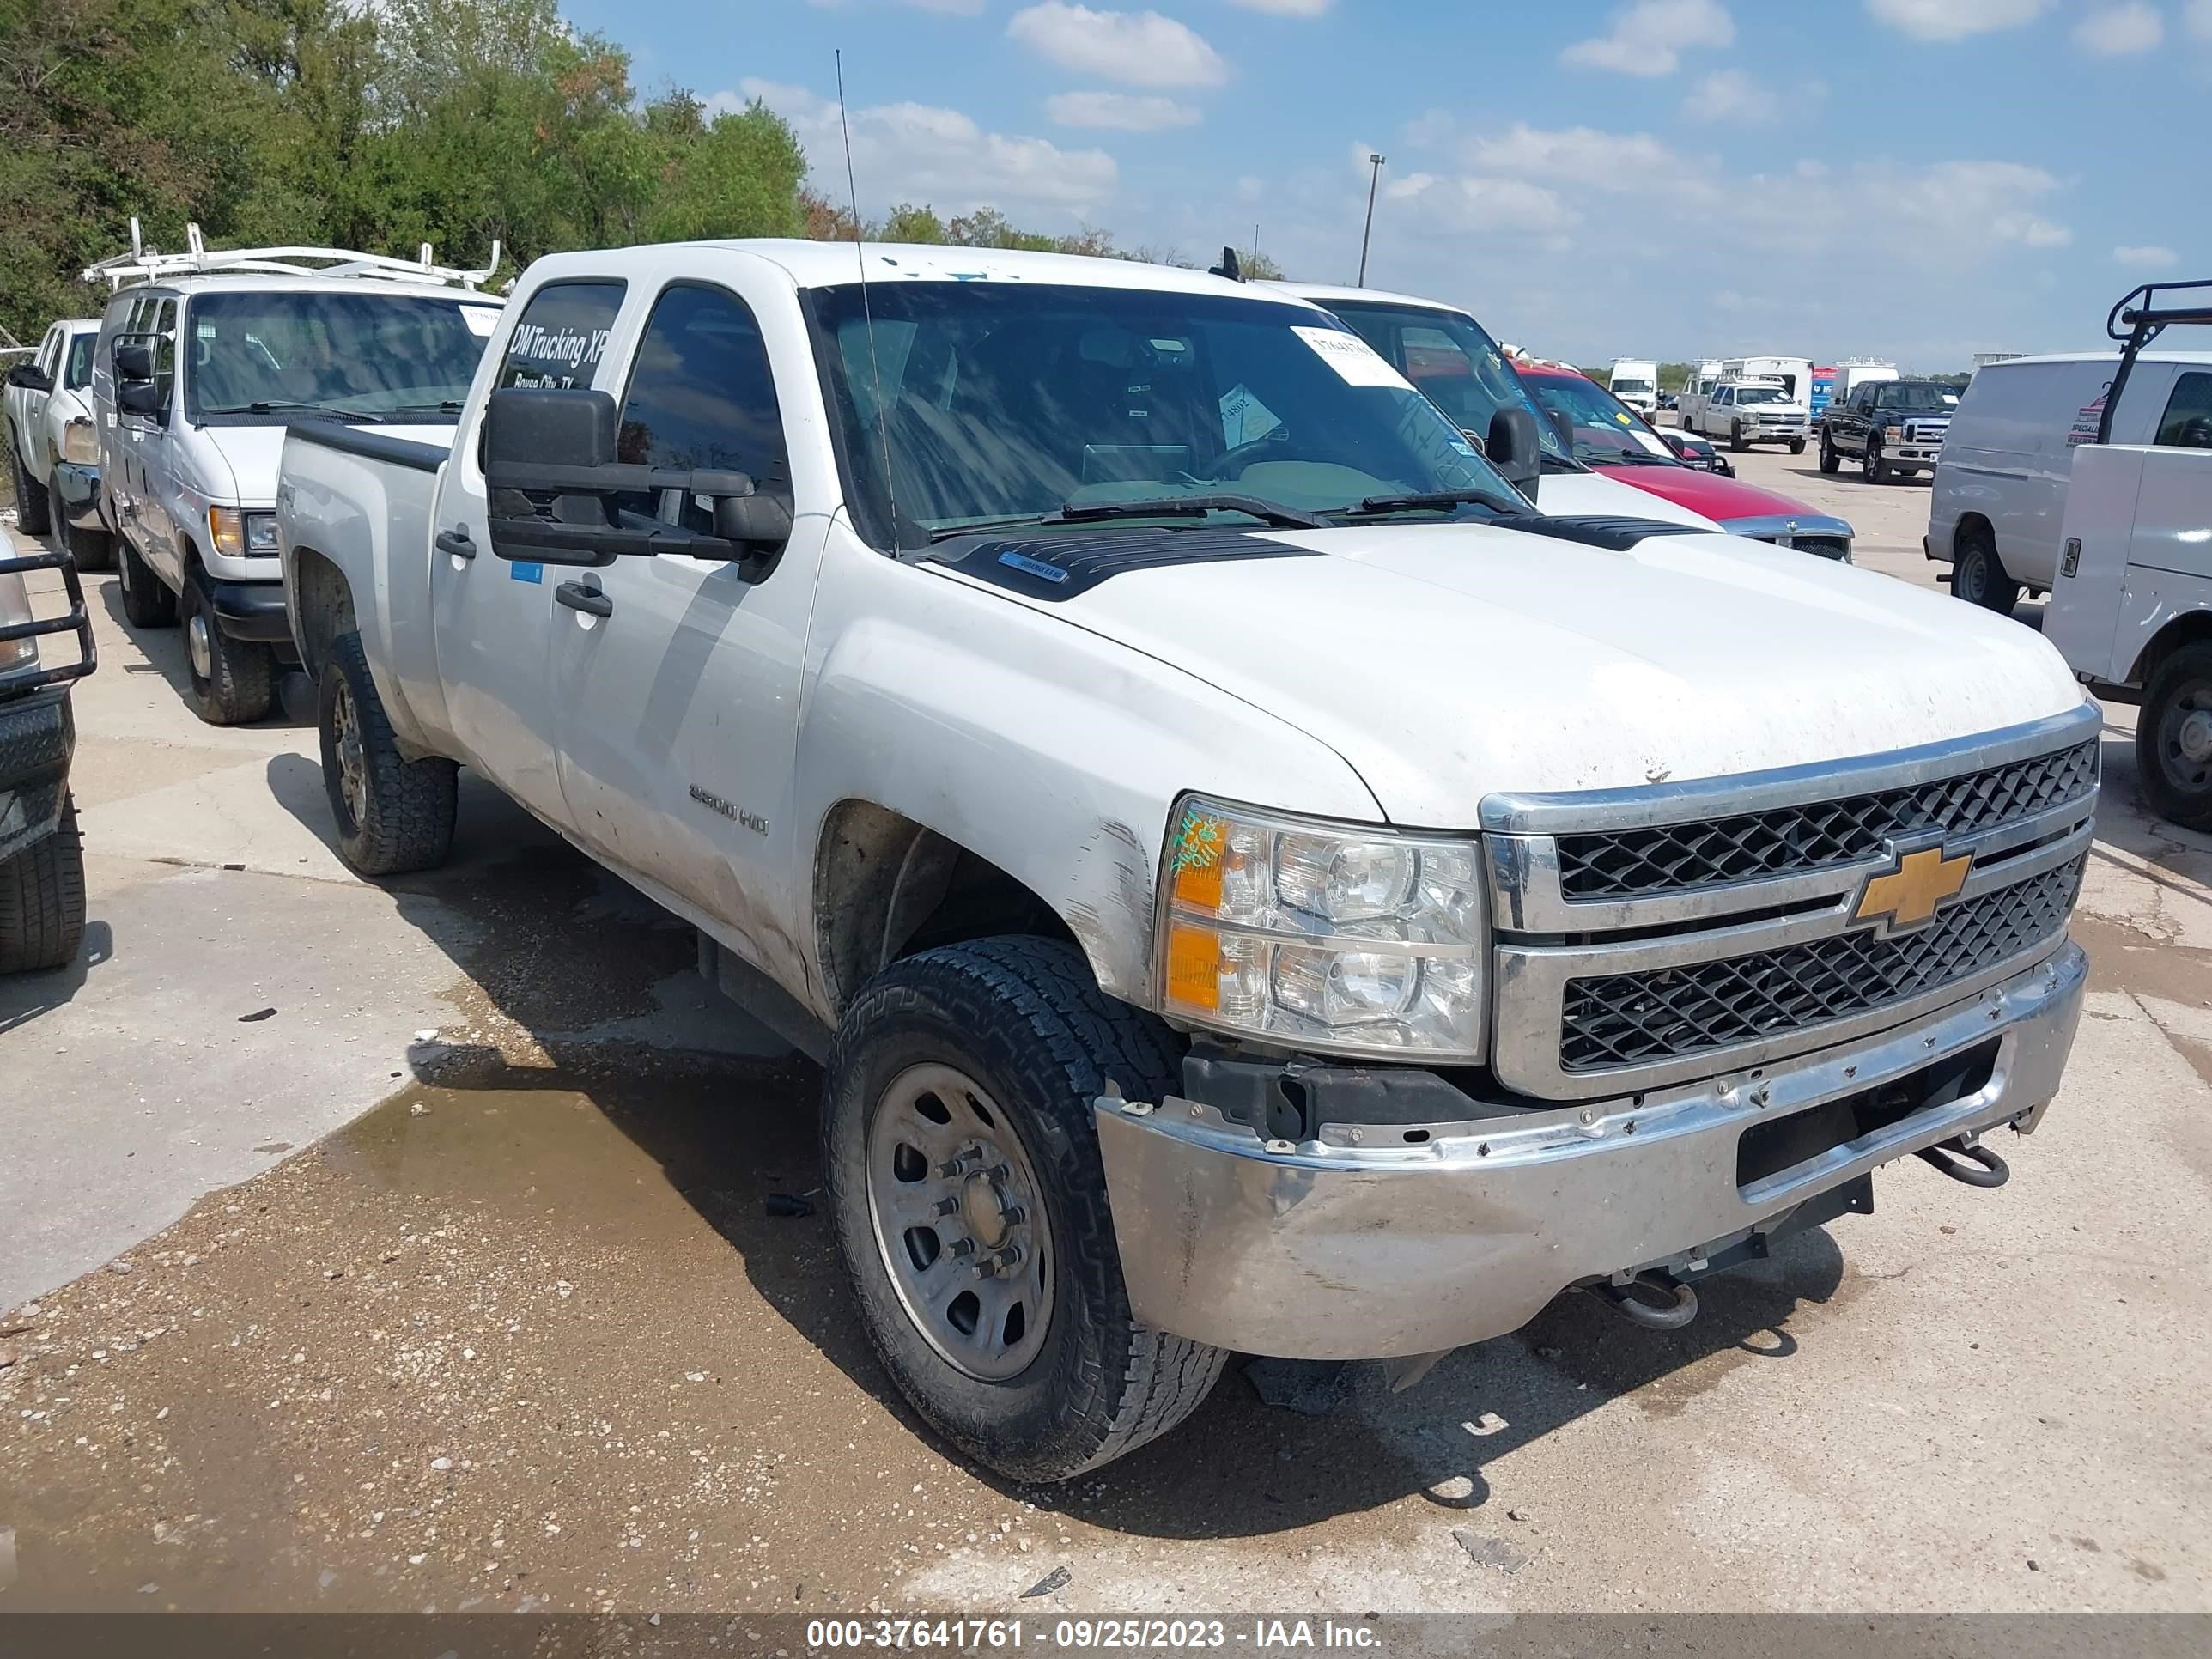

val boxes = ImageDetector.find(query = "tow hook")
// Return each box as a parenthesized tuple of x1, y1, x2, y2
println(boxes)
(1588, 1271, 1699, 1332)
(1917, 1135, 2009, 1188)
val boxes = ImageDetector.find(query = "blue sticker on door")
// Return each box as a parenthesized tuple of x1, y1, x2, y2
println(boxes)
(509, 561, 544, 584)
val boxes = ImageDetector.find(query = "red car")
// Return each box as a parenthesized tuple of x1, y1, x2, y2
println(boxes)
(1515, 362, 1855, 561)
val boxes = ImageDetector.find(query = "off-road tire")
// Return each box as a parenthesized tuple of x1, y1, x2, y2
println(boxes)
(182, 577, 273, 726)
(9, 434, 51, 537)
(0, 795, 86, 974)
(1729, 421, 1749, 453)
(2137, 641, 2212, 831)
(319, 630, 457, 876)
(823, 936, 1226, 1482)
(116, 536, 177, 628)
(54, 476, 113, 572)
(1951, 525, 2020, 615)
(1819, 430, 1840, 474)
(1863, 439, 1890, 484)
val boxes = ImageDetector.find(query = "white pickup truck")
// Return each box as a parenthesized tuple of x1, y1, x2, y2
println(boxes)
(278, 240, 2099, 1481)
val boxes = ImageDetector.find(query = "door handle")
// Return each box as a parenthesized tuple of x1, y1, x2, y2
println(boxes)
(555, 580, 612, 618)
(434, 526, 476, 560)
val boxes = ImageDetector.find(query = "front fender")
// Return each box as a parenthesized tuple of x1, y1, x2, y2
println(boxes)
(794, 568, 1382, 1009)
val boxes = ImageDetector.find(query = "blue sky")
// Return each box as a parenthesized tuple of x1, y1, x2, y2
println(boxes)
(572, 0, 2205, 369)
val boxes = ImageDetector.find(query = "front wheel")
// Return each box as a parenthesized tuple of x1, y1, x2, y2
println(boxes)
(1863, 440, 1890, 484)
(9, 437, 51, 537)
(1788, 437, 1806, 455)
(0, 795, 86, 974)
(53, 478, 113, 573)
(2138, 643, 2212, 831)
(823, 936, 1225, 1482)
(181, 578, 273, 726)
(319, 630, 458, 875)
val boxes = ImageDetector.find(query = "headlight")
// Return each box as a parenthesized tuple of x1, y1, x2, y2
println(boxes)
(0, 577, 35, 675)
(1158, 795, 1486, 1060)
(62, 418, 99, 465)
(1884, 426, 1905, 442)
(209, 507, 279, 556)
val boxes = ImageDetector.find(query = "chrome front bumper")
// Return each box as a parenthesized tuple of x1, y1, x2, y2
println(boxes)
(1097, 940, 2086, 1361)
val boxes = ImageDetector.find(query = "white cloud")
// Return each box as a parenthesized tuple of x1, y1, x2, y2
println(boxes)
(1561, 0, 1734, 76)
(1044, 90, 1201, 130)
(1384, 173, 1581, 235)
(1463, 123, 1691, 191)
(1865, 0, 2048, 41)
(1683, 68, 1780, 124)
(2075, 2, 2164, 52)
(2113, 244, 2180, 269)
(732, 79, 1118, 213)
(1006, 3, 1227, 88)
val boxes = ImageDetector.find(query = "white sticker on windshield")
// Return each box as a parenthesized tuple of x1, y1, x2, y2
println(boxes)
(1219, 383, 1282, 447)
(1292, 326, 1417, 392)
(459, 306, 501, 337)
(1629, 428, 1673, 457)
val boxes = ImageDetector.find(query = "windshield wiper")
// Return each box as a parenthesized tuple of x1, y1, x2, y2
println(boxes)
(926, 492, 1325, 543)
(220, 399, 372, 422)
(384, 400, 466, 416)
(1337, 486, 1521, 519)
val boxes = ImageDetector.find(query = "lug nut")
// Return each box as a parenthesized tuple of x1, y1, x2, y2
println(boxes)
(948, 1238, 975, 1259)
(1000, 1206, 1025, 1227)
(933, 1196, 961, 1216)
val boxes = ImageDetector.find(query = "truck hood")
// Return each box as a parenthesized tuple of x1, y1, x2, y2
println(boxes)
(201, 421, 457, 505)
(1525, 468, 1719, 530)
(963, 522, 2085, 825)
(1580, 461, 1822, 527)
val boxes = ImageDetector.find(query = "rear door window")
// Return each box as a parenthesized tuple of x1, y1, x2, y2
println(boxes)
(151, 300, 178, 406)
(2154, 372, 2212, 450)
(612, 283, 790, 538)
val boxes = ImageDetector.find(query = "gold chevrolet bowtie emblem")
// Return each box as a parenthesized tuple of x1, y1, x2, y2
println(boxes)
(1854, 844, 1973, 932)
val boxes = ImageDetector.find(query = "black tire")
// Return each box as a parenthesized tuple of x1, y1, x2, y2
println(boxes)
(0, 795, 87, 974)
(1818, 430, 1840, 474)
(319, 629, 456, 876)
(1863, 438, 1890, 484)
(54, 477, 113, 572)
(1729, 421, 1749, 453)
(1951, 525, 2020, 614)
(181, 577, 272, 726)
(2137, 642, 2212, 830)
(1788, 437, 1806, 455)
(823, 935, 1226, 1482)
(9, 434, 51, 537)
(116, 536, 177, 627)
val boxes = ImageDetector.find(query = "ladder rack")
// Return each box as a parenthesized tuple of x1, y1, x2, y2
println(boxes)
(82, 219, 500, 293)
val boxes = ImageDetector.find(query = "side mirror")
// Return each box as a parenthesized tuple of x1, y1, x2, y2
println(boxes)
(113, 340, 155, 381)
(7, 363, 52, 393)
(485, 386, 617, 474)
(713, 489, 793, 582)
(1487, 406, 1542, 502)
(118, 381, 165, 417)
(1545, 406, 1577, 455)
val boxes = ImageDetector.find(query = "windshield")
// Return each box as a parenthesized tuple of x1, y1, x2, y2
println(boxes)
(1732, 385, 1787, 406)
(1877, 383, 1957, 411)
(185, 290, 500, 421)
(1324, 301, 1571, 465)
(1524, 373, 1679, 465)
(1612, 377, 1654, 396)
(63, 332, 95, 390)
(810, 283, 1522, 546)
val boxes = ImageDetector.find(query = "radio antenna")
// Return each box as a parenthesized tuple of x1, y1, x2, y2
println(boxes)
(836, 50, 902, 547)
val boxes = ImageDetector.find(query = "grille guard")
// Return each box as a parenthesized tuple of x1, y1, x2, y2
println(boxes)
(0, 545, 98, 702)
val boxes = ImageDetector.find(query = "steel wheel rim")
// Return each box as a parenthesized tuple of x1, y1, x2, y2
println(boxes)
(330, 678, 368, 826)
(1958, 548, 1984, 601)
(865, 1060, 1053, 1382)
(186, 609, 213, 680)
(2161, 684, 2212, 792)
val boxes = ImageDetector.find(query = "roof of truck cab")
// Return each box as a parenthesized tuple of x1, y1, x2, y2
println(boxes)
(577, 239, 1311, 300)
(1972, 349, 2212, 368)
(1263, 280, 1473, 314)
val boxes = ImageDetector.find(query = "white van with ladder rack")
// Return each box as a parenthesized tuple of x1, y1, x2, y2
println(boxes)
(83, 220, 503, 723)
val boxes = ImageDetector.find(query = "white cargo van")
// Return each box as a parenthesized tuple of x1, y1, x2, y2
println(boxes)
(1607, 358, 1659, 415)
(1928, 346, 2212, 612)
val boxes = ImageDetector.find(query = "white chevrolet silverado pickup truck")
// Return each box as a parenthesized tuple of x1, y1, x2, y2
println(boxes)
(277, 240, 2099, 1481)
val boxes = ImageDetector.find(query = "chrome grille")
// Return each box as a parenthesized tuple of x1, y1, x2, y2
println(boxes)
(1559, 858, 2081, 1073)
(1556, 739, 2097, 900)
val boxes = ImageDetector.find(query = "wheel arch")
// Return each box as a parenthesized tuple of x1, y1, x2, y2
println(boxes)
(2128, 610, 2212, 690)
(286, 544, 356, 683)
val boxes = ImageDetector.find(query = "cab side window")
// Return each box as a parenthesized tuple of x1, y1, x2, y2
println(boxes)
(496, 280, 626, 391)
(612, 283, 789, 539)
(151, 299, 178, 407)
(2155, 372, 2212, 450)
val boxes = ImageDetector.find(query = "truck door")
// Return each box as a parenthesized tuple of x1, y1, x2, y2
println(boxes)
(141, 297, 186, 588)
(548, 276, 813, 960)
(429, 277, 629, 824)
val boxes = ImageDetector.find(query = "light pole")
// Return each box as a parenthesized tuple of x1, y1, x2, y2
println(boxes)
(1357, 153, 1385, 286)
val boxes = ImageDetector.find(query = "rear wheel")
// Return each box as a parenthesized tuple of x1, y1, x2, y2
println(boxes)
(319, 630, 457, 875)
(116, 536, 177, 628)
(0, 795, 86, 974)
(52, 477, 112, 572)
(1951, 525, 2020, 614)
(181, 577, 273, 725)
(9, 436, 51, 537)
(1819, 430, 1840, 474)
(2139, 641, 2212, 831)
(823, 936, 1225, 1481)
